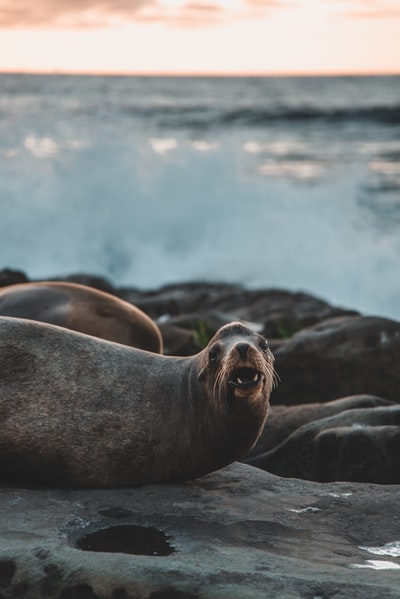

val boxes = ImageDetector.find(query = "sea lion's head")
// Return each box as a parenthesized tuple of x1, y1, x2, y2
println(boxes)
(199, 322, 276, 424)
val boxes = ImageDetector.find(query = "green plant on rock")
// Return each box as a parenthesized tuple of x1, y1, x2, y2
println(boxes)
(275, 319, 303, 339)
(193, 319, 214, 349)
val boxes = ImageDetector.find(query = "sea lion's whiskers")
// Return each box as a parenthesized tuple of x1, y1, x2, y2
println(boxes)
(264, 361, 280, 389)
(213, 363, 229, 410)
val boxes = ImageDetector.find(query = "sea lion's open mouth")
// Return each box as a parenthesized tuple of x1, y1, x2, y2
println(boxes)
(229, 368, 264, 389)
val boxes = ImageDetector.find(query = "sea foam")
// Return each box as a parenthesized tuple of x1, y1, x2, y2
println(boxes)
(1, 75, 399, 320)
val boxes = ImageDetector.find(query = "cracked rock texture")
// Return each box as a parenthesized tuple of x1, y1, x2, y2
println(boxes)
(1, 463, 400, 599)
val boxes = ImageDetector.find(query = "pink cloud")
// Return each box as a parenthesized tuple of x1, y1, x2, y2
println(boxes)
(0, 0, 157, 27)
(347, 9, 400, 18)
(327, 0, 400, 19)
(0, 0, 283, 28)
(139, 3, 226, 28)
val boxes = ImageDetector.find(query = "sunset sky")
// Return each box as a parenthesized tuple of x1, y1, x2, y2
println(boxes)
(0, 0, 399, 75)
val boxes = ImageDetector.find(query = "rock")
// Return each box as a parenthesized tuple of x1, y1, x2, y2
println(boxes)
(1, 463, 400, 598)
(0, 268, 28, 287)
(245, 394, 393, 459)
(272, 316, 400, 405)
(118, 282, 243, 320)
(118, 283, 357, 342)
(157, 323, 201, 356)
(247, 404, 400, 483)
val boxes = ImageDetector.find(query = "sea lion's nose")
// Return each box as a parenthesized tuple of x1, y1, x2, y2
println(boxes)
(236, 343, 250, 359)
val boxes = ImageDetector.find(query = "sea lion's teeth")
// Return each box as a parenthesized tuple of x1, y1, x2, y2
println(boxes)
(253, 373, 259, 381)
(236, 377, 243, 384)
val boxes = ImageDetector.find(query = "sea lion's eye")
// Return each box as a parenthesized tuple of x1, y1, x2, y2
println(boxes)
(209, 345, 220, 363)
(259, 339, 269, 352)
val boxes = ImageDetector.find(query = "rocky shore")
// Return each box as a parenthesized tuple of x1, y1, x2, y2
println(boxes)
(1, 267, 400, 598)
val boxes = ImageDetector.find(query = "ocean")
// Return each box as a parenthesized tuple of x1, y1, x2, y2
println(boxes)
(1, 74, 399, 319)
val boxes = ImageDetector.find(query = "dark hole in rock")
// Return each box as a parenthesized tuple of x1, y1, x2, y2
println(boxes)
(76, 525, 175, 556)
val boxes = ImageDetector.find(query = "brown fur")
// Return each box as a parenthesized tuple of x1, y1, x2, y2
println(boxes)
(0, 281, 162, 353)
(0, 318, 274, 488)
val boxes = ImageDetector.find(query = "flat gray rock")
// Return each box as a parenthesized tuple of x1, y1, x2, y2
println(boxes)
(1, 463, 400, 599)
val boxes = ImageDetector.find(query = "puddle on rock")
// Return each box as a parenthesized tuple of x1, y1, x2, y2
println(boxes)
(76, 525, 175, 556)
(359, 540, 400, 558)
(351, 559, 400, 570)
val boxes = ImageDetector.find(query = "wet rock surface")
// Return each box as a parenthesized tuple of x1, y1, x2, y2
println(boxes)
(1, 463, 400, 599)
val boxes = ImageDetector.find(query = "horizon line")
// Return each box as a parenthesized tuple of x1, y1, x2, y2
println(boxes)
(1, 68, 399, 78)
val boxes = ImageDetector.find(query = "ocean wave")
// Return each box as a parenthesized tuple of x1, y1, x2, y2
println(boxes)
(116, 103, 400, 129)
(1, 74, 400, 130)
(219, 105, 400, 126)
(149, 104, 400, 128)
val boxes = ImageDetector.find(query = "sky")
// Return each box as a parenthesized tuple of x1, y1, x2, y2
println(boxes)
(0, 0, 399, 74)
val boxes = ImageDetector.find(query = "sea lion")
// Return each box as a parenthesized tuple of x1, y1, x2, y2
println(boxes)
(0, 318, 275, 488)
(0, 281, 162, 353)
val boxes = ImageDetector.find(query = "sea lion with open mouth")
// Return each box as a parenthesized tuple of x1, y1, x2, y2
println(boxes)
(0, 319, 275, 488)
